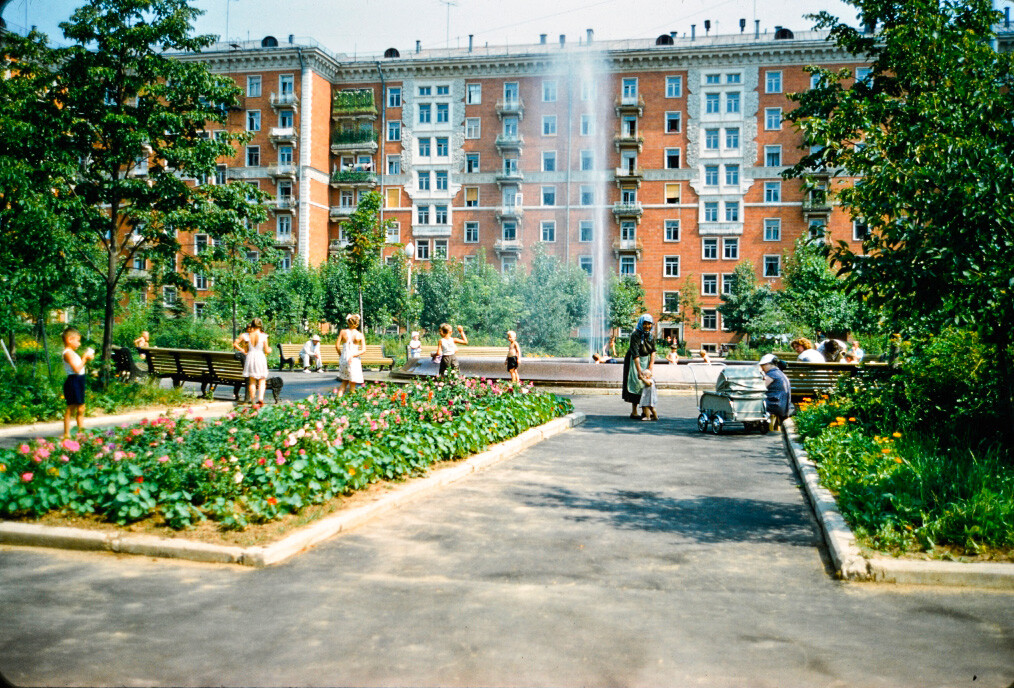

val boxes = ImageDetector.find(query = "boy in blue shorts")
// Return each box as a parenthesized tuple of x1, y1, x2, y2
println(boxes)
(61, 327, 94, 439)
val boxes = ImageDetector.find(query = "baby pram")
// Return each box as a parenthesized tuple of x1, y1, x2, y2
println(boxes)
(693, 365, 770, 435)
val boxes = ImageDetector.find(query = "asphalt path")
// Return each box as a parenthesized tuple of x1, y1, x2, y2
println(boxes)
(1, 394, 1012, 687)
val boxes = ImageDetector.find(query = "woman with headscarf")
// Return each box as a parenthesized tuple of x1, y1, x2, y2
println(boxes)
(622, 313, 657, 419)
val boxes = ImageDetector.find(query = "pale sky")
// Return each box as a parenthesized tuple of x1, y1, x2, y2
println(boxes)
(8, 0, 861, 55)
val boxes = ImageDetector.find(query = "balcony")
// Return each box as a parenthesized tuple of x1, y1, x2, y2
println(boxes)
(494, 238, 524, 255)
(412, 224, 452, 238)
(614, 166, 644, 187)
(269, 91, 299, 111)
(267, 163, 297, 180)
(802, 194, 832, 216)
(328, 238, 350, 256)
(614, 94, 645, 117)
(330, 128, 379, 155)
(494, 133, 524, 152)
(332, 89, 377, 120)
(270, 196, 296, 213)
(274, 234, 295, 248)
(612, 237, 644, 259)
(329, 205, 356, 220)
(612, 202, 643, 220)
(495, 204, 524, 221)
(268, 127, 298, 146)
(495, 98, 524, 120)
(329, 169, 378, 188)
(613, 132, 644, 152)
(495, 168, 524, 185)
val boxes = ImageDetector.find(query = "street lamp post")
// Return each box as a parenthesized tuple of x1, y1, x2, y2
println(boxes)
(404, 242, 414, 336)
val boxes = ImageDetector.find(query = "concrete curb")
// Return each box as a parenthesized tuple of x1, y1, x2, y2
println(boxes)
(782, 418, 1014, 589)
(0, 411, 586, 568)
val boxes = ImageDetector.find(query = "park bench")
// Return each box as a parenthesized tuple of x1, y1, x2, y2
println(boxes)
(782, 361, 893, 401)
(110, 345, 147, 383)
(410, 345, 509, 359)
(138, 347, 284, 403)
(278, 343, 394, 371)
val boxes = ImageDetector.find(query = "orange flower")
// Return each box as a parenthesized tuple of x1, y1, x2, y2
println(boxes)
(892, 432, 902, 438)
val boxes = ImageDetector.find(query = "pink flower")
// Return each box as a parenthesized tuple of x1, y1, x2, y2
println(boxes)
(131, 428, 144, 436)
(18, 444, 30, 455)
(275, 456, 286, 466)
(62, 439, 80, 452)
(203, 459, 214, 468)
(157, 456, 169, 463)
(60, 455, 69, 463)
(113, 451, 125, 461)
(21, 472, 33, 482)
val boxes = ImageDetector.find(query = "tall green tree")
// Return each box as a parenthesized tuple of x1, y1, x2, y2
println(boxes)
(607, 274, 646, 332)
(341, 190, 393, 322)
(719, 261, 788, 344)
(0, 0, 267, 371)
(784, 0, 1014, 434)
(414, 258, 458, 333)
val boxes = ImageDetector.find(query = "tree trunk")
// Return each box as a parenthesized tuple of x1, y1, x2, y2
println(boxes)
(38, 312, 52, 379)
(358, 288, 364, 331)
(993, 333, 1014, 459)
(101, 277, 116, 385)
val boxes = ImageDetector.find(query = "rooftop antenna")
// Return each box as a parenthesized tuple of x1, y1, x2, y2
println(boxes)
(437, 0, 457, 49)
(224, 0, 239, 42)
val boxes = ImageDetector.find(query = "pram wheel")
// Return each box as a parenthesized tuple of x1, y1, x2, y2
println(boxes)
(697, 413, 709, 433)
(710, 415, 724, 435)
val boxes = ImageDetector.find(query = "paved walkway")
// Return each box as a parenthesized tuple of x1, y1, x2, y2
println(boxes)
(1, 395, 1012, 686)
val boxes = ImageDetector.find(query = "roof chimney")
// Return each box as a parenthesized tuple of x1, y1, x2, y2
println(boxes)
(288, 34, 294, 44)
(559, 34, 566, 47)
(755, 19, 760, 39)
(586, 28, 594, 43)
(691, 24, 696, 41)
(468, 34, 473, 52)
(669, 31, 677, 39)
(540, 33, 547, 44)
(415, 40, 421, 53)
(704, 20, 711, 35)
(739, 18, 746, 33)
(1006, 7, 1011, 28)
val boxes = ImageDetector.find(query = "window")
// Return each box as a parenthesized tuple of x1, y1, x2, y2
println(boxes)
(764, 255, 781, 277)
(385, 187, 400, 208)
(620, 221, 636, 242)
(132, 254, 145, 270)
(722, 273, 736, 296)
(579, 221, 593, 242)
(764, 218, 781, 241)
(725, 164, 739, 186)
(580, 79, 595, 101)
(465, 118, 481, 139)
(418, 138, 431, 156)
(619, 256, 636, 275)
(621, 188, 636, 205)
(704, 201, 719, 222)
(162, 286, 177, 307)
(701, 309, 718, 330)
(466, 153, 480, 173)
(725, 128, 739, 149)
(387, 87, 401, 107)
(726, 92, 740, 114)
(417, 171, 430, 191)
(436, 85, 450, 96)
(702, 274, 718, 296)
(436, 103, 449, 123)
(542, 115, 557, 136)
(194, 273, 208, 290)
(704, 165, 719, 185)
(665, 184, 680, 204)
(418, 103, 431, 124)
(435, 171, 448, 191)
(277, 180, 293, 200)
(247, 75, 261, 98)
(464, 221, 479, 243)
(277, 215, 292, 237)
(856, 67, 873, 83)
(664, 255, 680, 278)
(436, 137, 448, 156)
(725, 201, 739, 222)
(580, 150, 594, 171)
(503, 116, 518, 138)
(503, 82, 519, 103)
(246, 110, 260, 131)
(502, 221, 517, 241)
(664, 219, 680, 242)
(765, 107, 782, 131)
(579, 256, 593, 274)
(622, 77, 638, 101)
(542, 151, 556, 172)
(416, 240, 430, 260)
(542, 80, 557, 102)
(853, 219, 870, 241)
(278, 145, 293, 165)
(278, 253, 291, 271)
(705, 129, 719, 149)
(214, 165, 227, 186)
(764, 182, 781, 203)
(665, 111, 681, 133)
(279, 110, 294, 128)
(765, 145, 782, 167)
(386, 222, 400, 243)
(387, 155, 401, 175)
(465, 187, 479, 207)
(541, 186, 556, 206)
(723, 237, 739, 260)
(811, 74, 822, 90)
(580, 115, 593, 136)
(766, 70, 782, 93)
(541, 221, 556, 242)
(665, 75, 682, 98)
(387, 120, 401, 141)
(665, 148, 681, 169)
(279, 75, 294, 96)
(580, 186, 594, 206)
(194, 233, 209, 254)
(727, 73, 741, 84)
(705, 93, 720, 114)
(503, 157, 518, 174)
(246, 146, 260, 167)
(435, 205, 448, 224)
(417, 205, 430, 224)
(705, 74, 721, 84)
(703, 237, 718, 259)
(418, 86, 432, 96)
(663, 291, 680, 313)
(466, 83, 481, 104)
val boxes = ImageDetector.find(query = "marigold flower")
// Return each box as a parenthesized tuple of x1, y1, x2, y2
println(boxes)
(892, 432, 902, 438)
(894, 457, 903, 464)
(267, 497, 277, 505)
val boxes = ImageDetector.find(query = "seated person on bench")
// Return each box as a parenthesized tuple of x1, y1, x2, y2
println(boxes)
(300, 335, 322, 372)
(759, 353, 793, 427)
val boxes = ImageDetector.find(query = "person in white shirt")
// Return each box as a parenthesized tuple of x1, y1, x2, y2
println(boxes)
(300, 334, 322, 372)
(791, 337, 826, 363)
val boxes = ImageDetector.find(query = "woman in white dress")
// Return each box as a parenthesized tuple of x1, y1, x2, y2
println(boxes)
(241, 317, 271, 407)
(336, 313, 365, 396)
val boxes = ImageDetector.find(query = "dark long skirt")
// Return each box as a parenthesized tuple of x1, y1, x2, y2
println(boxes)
(621, 350, 640, 405)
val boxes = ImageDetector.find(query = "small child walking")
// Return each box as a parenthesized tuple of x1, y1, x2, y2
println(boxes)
(61, 327, 95, 439)
(639, 368, 658, 421)
(505, 330, 521, 383)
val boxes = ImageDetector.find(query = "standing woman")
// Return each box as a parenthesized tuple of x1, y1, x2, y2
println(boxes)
(242, 318, 271, 407)
(622, 313, 657, 419)
(336, 313, 366, 396)
(759, 353, 792, 428)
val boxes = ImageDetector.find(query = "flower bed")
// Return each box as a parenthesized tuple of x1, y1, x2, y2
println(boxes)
(0, 379, 572, 531)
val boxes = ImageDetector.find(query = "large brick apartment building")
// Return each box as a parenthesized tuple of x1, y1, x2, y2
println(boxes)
(175, 15, 1013, 350)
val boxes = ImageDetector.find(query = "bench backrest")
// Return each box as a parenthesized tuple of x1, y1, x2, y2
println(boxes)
(278, 343, 393, 362)
(140, 347, 246, 379)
